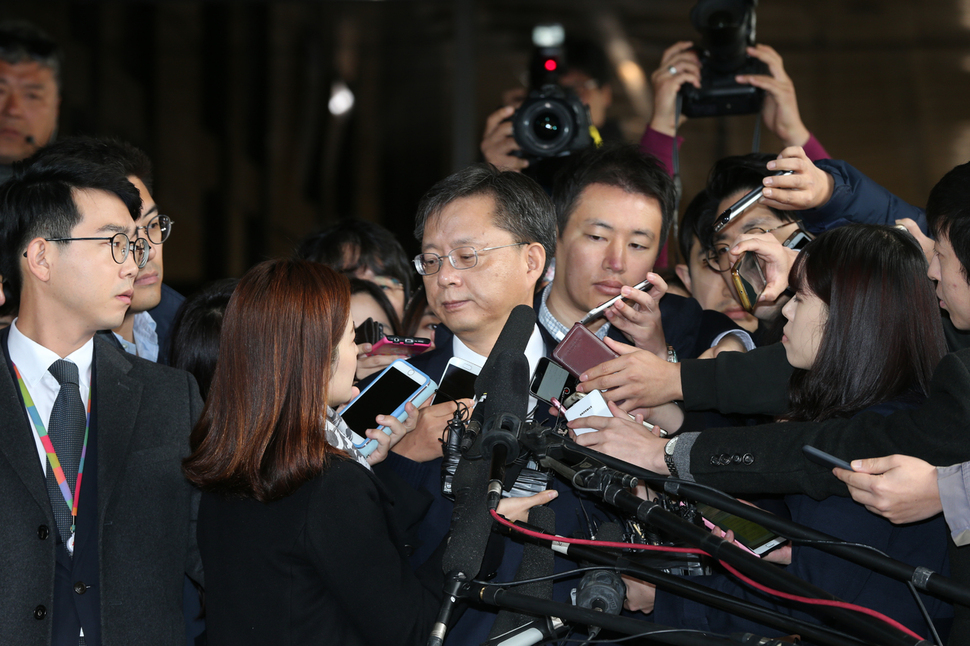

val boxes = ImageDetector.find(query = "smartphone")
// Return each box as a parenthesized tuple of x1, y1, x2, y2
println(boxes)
(696, 502, 787, 557)
(433, 356, 482, 404)
(367, 335, 432, 357)
(802, 445, 855, 472)
(530, 357, 579, 407)
(782, 227, 813, 251)
(731, 251, 767, 312)
(552, 323, 619, 379)
(712, 169, 794, 233)
(340, 360, 437, 456)
(578, 278, 653, 327)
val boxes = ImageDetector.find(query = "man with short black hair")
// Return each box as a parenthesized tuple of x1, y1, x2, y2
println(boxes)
(0, 153, 203, 645)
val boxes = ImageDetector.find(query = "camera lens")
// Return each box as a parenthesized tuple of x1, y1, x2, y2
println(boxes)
(532, 112, 561, 142)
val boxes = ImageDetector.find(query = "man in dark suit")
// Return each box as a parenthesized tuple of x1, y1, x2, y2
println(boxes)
(0, 150, 203, 644)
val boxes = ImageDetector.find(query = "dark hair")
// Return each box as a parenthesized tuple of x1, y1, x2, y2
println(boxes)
(0, 21, 62, 89)
(25, 136, 154, 193)
(296, 218, 411, 302)
(349, 277, 401, 336)
(701, 153, 798, 252)
(401, 284, 431, 338)
(563, 37, 610, 86)
(182, 260, 351, 502)
(169, 279, 238, 400)
(552, 144, 675, 248)
(0, 155, 141, 292)
(678, 188, 717, 263)
(927, 160, 970, 284)
(786, 225, 947, 422)
(414, 163, 556, 274)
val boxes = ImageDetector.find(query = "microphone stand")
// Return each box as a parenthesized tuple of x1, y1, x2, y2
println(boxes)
(528, 428, 970, 609)
(521, 428, 927, 646)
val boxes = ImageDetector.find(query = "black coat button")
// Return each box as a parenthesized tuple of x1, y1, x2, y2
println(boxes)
(34, 605, 46, 620)
(37, 525, 49, 540)
(74, 582, 86, 595)
(742, 453, 754, 465)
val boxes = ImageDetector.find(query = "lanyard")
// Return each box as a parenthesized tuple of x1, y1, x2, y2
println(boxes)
(13, 363, 91, 530)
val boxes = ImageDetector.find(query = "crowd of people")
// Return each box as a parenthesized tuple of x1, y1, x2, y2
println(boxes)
(3, 16, 970, 646)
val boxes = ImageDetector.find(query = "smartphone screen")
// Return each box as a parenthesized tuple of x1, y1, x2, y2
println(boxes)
(435, 360, 480, 404)
(530, 357, 579, 406)
(696, 503, 786, 556)
(341, 365, 426, 434)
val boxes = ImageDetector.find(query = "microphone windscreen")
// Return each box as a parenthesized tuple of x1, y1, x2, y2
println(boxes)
(475, 305, 536, 399)
(483, 350, 531, 424)
(441, 455, 492, 576)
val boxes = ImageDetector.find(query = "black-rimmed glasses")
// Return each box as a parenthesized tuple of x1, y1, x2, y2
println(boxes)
(135, 214, 173, 245)
(413, 242, 527, 276)
(44, 233, 151, 268)
(705, 221, 799, 273)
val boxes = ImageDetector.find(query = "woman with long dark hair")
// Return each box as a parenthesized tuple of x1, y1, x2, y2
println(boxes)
(618, 226, 954, 638)
(183, 260, 553, 645)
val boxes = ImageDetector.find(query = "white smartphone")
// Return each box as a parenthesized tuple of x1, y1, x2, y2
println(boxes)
(340, 360, 436, 456)
(433, 356, 482, 404)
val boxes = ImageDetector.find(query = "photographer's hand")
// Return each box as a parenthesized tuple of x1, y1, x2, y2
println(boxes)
(480, 105, 528, 171)
(648, 41, 701, 137)
(736, 45, 810, 148)
(760, 146, 835, 211)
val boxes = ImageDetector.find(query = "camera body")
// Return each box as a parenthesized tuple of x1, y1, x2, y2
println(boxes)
(512, 84, 595, 160)
(679, 0, 769, 118)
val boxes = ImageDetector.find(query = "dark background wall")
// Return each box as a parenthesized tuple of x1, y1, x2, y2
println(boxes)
(5, 1, 970, 293)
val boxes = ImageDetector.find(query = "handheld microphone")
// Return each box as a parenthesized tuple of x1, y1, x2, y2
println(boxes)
(482, 351, 530, 510)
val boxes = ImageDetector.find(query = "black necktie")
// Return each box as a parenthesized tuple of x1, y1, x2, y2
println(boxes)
(46, 359, 85, 553)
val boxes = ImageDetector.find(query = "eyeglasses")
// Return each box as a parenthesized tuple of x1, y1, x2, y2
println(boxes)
(135, 214, 173, 245)
(413, 242, 527, 276)
(705, 221, 799, 273)
(43, 233, 151, 269)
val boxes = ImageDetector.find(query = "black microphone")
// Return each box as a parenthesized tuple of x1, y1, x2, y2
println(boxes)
(462, 304, 535, 454)
(574, 522, 626, 641)
(482, 351, 530, 510)
(485, 506, 565, 646)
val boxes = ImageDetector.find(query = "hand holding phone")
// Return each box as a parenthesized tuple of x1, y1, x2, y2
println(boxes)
(552, 323, 619, 379)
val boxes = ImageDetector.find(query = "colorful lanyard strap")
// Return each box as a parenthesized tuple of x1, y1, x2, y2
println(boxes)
(13, 363, 91, 530)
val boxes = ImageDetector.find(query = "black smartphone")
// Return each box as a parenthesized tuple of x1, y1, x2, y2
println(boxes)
(802, 445, 855, 471)
(433, 356, 481, 404)
(530, 357, 580, 407)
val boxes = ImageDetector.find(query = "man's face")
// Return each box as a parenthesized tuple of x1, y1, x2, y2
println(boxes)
(929, 234, 970, 330)
(128, 176, 164, 313)
(550, 183, 663, 324)
(680, 235, 759, 333)
(422, 194, 543, 355)
(44, 189, 138, 333)
(0, 60, 59, 165)
(713, 192, 798, 321)
(559, 70, 611, 129)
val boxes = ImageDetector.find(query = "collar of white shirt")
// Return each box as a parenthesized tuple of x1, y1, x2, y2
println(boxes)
(8, 318, 94, 396)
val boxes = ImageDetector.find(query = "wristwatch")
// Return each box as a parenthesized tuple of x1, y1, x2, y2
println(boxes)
(663, 436, 679, 478)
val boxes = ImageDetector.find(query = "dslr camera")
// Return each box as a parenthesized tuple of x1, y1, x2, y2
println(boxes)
(511, 23, 595, 160)
(679, 0, 769, 118)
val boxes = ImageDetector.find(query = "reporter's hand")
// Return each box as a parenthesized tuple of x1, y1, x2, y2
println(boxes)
(896, 218, 935, 264)
(495, 489, 559, 524)
(366, 402, 418, 466)
(570, 403, 671, 474)
(391, 398, 473, 463)
(355, 344, 407, 381)
(603, 273, 668, 358)
(480, 105, 528, 171)
(728, 234, 800, 303)
(759, 146, 835, 211)
(649, 41, 701, 136)
(834, 454, 943, 524)
(576, 337, 683, 410)
(736, 45, 810, 148)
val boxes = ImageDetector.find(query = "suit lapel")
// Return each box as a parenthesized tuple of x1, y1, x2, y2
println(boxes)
(0, 328, 54, 520)
(92, 337, 143, 521)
